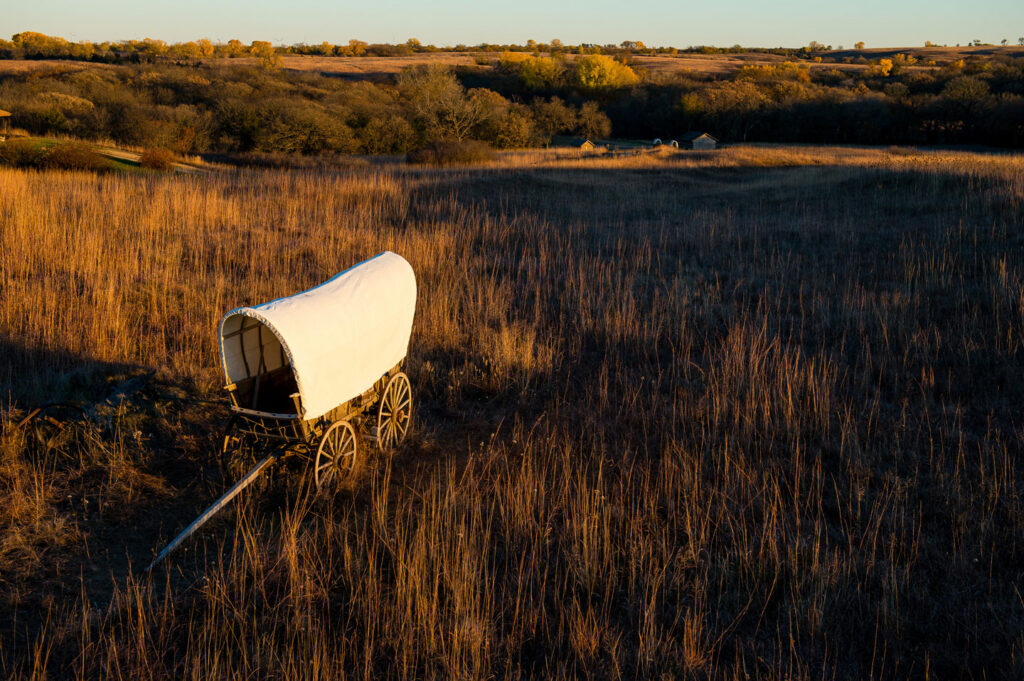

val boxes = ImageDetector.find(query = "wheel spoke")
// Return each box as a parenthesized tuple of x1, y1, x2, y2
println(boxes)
(320, 467, 334, 487)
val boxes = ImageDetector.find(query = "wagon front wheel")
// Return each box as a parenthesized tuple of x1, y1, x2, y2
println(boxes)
(315, 420, 357, 491)
(377, 372, 412, 452)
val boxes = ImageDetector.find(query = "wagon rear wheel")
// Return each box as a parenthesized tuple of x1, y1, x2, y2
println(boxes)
(315, 420, 357, 491)
(376, 372, 412, 452)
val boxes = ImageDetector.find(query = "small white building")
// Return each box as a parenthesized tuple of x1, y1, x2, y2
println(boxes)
(680, 132, 718, 150)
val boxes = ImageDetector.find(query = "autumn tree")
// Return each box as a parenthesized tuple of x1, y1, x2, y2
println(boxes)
(530, 96, 577, 142)
(942, 76, 991, 111)
(223, 39, 246, 57)
(398, 66, 489, 142)
(250, 41, 280, 68)
(196, 38, 215, 58)
(572, 55, 639, 92)
(873, 58, 894, 77)
(360, 115, 415, 154)
(139, 38, 168, 57)
(12, 32, 69, 58)
(499, 52, 563, 90)
(496, 108, 533, 147)
(575, 100, 611, 139)
(687, 80, 768, 141)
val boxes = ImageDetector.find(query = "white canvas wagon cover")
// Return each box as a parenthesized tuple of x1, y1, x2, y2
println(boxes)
(219, 252, 416, 420)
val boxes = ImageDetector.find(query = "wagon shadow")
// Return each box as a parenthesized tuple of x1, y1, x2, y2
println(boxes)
(0, 335, 146, 407)
(0, 336, 236, 655)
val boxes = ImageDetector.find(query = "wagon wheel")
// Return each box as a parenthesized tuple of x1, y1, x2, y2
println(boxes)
(220, 417, 260, 483)
(315, 420, 357, 491)
(376, 372, 412, 452)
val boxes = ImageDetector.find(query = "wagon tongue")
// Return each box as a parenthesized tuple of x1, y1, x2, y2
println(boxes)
(145, 451, 281, 573)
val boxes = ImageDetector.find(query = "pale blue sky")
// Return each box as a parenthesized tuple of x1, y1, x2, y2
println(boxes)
(3, 0, 1022, 48)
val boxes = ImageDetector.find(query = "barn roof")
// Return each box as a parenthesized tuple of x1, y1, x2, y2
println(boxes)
(681, 131, 718, 142)
(564, 137, 594, 147)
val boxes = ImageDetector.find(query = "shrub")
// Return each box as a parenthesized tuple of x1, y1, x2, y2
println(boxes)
(41, 142, 113, 172)
(140, 147, 176, 170)
(0, 138, 48, 168)
(406, 140, 494, 165)
(0, 140, 112, 172)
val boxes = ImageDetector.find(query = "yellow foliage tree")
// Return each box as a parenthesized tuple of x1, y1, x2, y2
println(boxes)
(196, 38, 215, 58)
(224, 39, 246, 57)
(250, 41, 280, 68)
(572, 55, 639, 91)
(500, 52, 562, 90)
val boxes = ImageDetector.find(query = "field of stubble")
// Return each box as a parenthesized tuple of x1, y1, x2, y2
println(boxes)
(1, 145, 1023, 679)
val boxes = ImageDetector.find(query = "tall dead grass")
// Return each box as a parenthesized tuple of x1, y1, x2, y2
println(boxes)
(1, 147, 1023, 679)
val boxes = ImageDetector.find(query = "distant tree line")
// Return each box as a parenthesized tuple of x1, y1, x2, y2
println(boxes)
(0, 32, 1022, 154)
(3, 31, 975, 64)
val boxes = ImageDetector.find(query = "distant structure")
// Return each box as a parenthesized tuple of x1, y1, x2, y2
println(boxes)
(566, 138, 596, 151)
(652, 138, 663, 146)
(669, 140, 679, 148)
(0, 110, 10, 142)
(680, 132, 718, 150)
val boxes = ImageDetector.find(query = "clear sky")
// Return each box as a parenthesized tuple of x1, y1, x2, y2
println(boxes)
(3, 0, 1023, 49)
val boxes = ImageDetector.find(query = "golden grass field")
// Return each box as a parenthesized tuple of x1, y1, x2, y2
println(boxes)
(1, 145, 1023, 679)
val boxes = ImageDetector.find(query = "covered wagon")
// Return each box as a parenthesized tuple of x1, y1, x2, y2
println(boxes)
(220, 250, 417, 488)
(148, 251, 417, 570)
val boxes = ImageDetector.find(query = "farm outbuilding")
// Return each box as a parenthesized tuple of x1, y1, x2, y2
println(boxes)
(680, 132, 718, 150)
(566, 138, 595, 151)
(0, 110, 11, 142)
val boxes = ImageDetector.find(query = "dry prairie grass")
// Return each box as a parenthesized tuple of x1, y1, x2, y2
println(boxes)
(0, 60, 119, 76)
(1, 145, 1023, 679)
